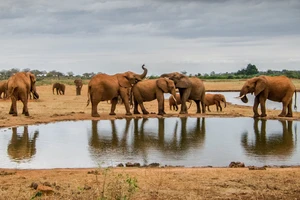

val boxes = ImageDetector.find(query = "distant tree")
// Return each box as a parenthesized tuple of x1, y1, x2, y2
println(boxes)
(67, 71, 74, 77)
(22, 68, 31, 72)
(82, 72, 96, 79)
(236, 63, 258, 75)
(181, 70, 187, 75)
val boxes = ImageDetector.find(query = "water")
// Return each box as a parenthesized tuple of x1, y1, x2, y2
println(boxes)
(165, 92, 300, 110)
(0, 117, 299, 169)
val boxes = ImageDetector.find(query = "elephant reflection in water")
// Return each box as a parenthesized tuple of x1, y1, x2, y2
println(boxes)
(7, 126, 39, 161)
(89, 117, 206, 160)
(241, 119, 295, 157)
(134, 117, 206, 154)
(89, 118, 133, 154)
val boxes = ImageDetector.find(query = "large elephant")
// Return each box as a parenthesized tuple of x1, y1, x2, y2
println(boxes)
(52, 82, 65, 95)
(238, 75, 297, 117)
(169, 93, 192, 111)
(160, 72, 206, 114)
(74, 79, 83, 95)
(87, 65, 148, 117)
(132, 77, 177, 115)
(0, 80, 8, 99)
(7, 72, 39, 116)
(205, 93, 226, 112)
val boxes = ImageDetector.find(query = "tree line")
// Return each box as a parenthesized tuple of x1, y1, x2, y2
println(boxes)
(1, 64, 300, 80)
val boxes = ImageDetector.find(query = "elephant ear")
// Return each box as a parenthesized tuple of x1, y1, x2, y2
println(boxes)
(27, 72, 36, 84)
(157, 78, 169, 93)
(117, 73, 132, 88)
(254, 77, 267, 96)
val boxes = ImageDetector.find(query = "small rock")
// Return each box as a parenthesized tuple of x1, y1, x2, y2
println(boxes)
(117, 163, 124, 167)
(37, 185, 54, 194)
(84, 185, 92, 190)
(125, 162, 141, 167)
(148, 163, 160, 167)
(30, 182, 39, 190)
(229, 162, 245, 168)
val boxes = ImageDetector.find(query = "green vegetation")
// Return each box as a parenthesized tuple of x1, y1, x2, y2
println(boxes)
(1, 63, 300, 81)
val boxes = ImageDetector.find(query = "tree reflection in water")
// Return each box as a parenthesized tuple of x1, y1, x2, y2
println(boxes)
(7, 126, 39, 162)
(89, 117, 206, 163)
(241, 119, 295, 158)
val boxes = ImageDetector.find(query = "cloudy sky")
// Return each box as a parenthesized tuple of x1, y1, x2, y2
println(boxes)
(0, 0, 299, 76)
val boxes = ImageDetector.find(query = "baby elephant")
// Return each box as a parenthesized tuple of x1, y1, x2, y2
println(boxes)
(52, 82, 65, 95)
(169, 93, 192, 111)
(205, 93, 226, 112)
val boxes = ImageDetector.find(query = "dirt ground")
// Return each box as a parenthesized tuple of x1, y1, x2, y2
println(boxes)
(0, 81, 300, 199)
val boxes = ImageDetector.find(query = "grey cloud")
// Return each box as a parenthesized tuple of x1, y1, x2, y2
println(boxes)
(1, 0, 299, 38)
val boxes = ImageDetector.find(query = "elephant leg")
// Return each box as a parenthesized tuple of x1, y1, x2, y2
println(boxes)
(133, 99, 141, 114)
(175, 105, 178, 111)
(286, 99, 293, 117)
(22, 99, 29, 116)
(91, 99, 100, 117)
(279, 96, 291, 117)
(139, 103, 149, 115)
(119, 89, 132, 115)
(253, 96, 260, 118)
(215, 101, 219, 112)
(9, 99, 17, 116)
(157, 96, 165, 115)
(207, 106, 211, 112)
(109, 97, 118, 115)
(179, 89, 189, 114)
(194, 100, 201, 113)
(259, 97, 267, 117)
(216, 101, 222, 112)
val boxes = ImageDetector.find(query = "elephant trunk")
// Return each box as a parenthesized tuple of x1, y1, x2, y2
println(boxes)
(137, 64, 148, 80)
(223, 98, 227, 108)
(31, 85, 39, 99)
(171, 89, 177, 107)
(238, 91, 248, 103)
(32, 91, 39, 99)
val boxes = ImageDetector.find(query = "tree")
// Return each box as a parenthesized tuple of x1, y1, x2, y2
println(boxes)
(236, 63, 258, 75)
(67, 72, 74, 77)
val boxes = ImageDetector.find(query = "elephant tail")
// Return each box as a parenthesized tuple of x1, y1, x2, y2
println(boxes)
(7, 86, 16, 99)
(294, 91, 297, 110)
(86, 86, 91, 107)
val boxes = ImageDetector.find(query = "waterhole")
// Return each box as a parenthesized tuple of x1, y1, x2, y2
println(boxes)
(0, 117, 299, 169)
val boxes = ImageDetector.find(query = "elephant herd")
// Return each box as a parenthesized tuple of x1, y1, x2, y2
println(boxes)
(1, 66, 298, 118)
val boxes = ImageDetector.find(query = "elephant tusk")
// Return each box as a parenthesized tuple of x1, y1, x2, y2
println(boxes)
(171, 95, 177, 103)
(235, 94, 245, 99)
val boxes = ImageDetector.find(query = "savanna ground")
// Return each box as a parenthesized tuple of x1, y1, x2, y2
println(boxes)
(0, 79, 300, 199)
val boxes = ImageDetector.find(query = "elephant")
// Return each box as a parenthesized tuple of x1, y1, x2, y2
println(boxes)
(7, 72, 39, 116)
(0, 80, 8, 99)
(160, 72, 206, 114)
(205, 93, 226, 112)
(238, 75, 297, 117)
(87, 65, 148, 117)
(52, 82, 65, 95)
(169, 93, 192, 111)
(74, 79, 83, 95)
(131, 77, 177, 115)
